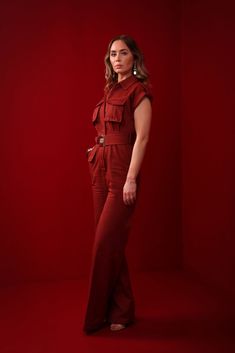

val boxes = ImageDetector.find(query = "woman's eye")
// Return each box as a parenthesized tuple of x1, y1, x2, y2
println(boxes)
(110, 51, 128, 57)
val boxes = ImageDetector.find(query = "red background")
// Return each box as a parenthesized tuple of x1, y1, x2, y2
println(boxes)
(0, 0, 234, 296)
(182, 0, 235, 295)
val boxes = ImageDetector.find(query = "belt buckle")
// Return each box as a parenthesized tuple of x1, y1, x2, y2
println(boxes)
(99, 136, 105, 146)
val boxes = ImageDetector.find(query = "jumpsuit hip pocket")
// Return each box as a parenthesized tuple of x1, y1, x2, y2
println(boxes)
(86, 145, 97, 163)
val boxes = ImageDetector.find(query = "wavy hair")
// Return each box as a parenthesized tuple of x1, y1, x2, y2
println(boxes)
(104, 34, 150, 93)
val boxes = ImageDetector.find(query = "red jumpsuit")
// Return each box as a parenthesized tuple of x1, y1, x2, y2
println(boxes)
(83, 75, 152, 334)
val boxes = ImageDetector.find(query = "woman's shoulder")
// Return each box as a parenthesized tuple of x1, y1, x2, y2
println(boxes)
(102, 77, 153, 107)
(130, 79, 153, 106)
(133, 78, 152, 92)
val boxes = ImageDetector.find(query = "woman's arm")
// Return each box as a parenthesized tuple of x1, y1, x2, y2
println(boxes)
(123, 97, 152, 205)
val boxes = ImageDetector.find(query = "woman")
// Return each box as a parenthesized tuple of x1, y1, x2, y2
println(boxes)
(83, 34, 153, 334)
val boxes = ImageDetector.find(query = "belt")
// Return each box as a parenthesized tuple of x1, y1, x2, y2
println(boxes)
(95, 134, 135, 146)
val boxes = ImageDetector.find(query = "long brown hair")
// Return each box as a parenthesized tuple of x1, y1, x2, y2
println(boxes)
(104, 34, 150, 93)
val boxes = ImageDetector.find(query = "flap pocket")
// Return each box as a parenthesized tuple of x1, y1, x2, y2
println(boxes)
(87, 145, 98, 163)
(104, 97, 127, 123)
(92, 98, 104, 124)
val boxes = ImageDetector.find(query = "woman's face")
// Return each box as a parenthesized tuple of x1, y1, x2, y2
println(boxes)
(109, 40, 134, 77)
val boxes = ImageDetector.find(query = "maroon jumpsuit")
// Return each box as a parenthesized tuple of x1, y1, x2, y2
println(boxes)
(83, 75, 152, 334)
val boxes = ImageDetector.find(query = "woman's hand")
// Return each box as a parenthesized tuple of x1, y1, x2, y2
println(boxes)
(123, 178, 137, 205)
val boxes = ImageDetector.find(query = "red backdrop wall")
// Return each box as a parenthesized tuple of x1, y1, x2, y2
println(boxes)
(1, 0, 234, 296)
(0, 0, 181, 283)
(182, 0, 235, 295)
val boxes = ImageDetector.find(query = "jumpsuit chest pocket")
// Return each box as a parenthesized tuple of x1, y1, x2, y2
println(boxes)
(104, 97, 127, 123)
(92, 98, 104, 124)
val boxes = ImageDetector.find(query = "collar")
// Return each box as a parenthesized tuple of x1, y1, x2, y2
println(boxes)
(117, 75, 138, 90)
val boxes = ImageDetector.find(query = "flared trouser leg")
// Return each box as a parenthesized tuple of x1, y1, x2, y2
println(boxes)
(83, 177, 136, 333)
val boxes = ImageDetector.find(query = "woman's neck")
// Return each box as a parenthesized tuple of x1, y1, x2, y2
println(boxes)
(118, 72, 132, 82)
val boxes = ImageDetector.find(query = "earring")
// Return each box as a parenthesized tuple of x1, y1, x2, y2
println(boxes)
(133, 63, 137, 75)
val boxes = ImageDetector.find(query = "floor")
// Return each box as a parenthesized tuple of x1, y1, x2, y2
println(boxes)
(0, 270, 234, 353)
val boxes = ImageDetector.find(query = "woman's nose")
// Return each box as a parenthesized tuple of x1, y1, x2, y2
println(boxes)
(116, 53, 121, 61)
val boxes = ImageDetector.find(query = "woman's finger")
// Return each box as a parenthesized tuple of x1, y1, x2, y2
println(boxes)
(123, 192, 136, 205)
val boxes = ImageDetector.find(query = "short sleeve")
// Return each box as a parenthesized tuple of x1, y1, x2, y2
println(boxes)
(132, 83, 153, 111)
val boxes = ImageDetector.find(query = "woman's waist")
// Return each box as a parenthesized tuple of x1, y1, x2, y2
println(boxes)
(95, 133, 136, 147)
